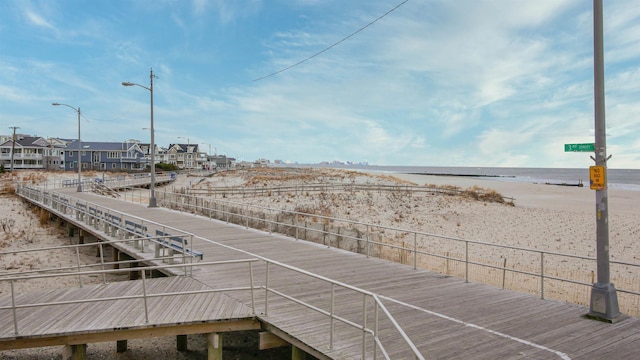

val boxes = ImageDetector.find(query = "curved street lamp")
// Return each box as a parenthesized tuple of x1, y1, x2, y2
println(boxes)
(52, 103, 82, 192)
(122, 68, 157, 208)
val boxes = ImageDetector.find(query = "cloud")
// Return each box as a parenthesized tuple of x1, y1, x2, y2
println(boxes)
(24, 9, 56, 30)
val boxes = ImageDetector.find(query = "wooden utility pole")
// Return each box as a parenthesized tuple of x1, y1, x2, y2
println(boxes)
(8, 126, 19, 173)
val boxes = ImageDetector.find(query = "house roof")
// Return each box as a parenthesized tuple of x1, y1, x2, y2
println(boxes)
(65, 141, 143, 152)
(0, 136, 49, 148)
(168, 143, 200, 153)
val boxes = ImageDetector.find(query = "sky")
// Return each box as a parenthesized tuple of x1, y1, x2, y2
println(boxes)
(1, 0, 639, 168)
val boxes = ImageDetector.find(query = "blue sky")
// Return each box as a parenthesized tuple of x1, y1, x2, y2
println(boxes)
(1, 0, 639, 168)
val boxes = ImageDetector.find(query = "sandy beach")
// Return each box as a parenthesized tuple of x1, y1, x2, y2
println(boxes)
(180, 167, 639, 261)
(175, 167, 640, 314)
(2, 167, 639, 358)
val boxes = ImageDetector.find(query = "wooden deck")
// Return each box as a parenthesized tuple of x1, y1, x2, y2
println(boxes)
(6, 187, 640, 359)
(0, 276, 258, 350)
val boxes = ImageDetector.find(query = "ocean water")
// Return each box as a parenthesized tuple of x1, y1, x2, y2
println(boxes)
(304, 164, 640, 191)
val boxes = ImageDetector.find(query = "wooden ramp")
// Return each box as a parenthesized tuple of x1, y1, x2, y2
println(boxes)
(8, 186, 640, 359)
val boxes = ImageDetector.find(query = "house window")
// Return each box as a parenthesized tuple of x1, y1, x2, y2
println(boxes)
(107, 151, 119, 159)
(112, 163, 116, 169)
(70, 162, 75, 169)
(69, 151, 74, 157)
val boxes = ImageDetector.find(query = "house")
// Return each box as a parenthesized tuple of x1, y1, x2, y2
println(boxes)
(64, 141, 147, 172)
(166, 143, 202, 169)
(0, 135, 54, 170)
(45, 138, 72, 170)
(211, 155, 236, 169)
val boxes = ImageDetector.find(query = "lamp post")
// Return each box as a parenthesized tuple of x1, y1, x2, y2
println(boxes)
(123, 68, 157, 208)
(52, 103, 82, 192)
(588, 0, 620, 322)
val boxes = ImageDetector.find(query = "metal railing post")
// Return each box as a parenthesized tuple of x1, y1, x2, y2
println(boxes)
(362, 293, 367, 359)
(11, 280, 18, 335)
(541, 252, 545, 300)
(264, 262, 270, 316)
(99, 243, 106, 284)
(76, 247, 83, 287)
(141, 270, 149, 323)
(413, 232, 417, 270)
(465, 241, 469, 283)
(249, 262, 256, 315)
(329, 283, 335, 349)
(366, 225, 370, 258)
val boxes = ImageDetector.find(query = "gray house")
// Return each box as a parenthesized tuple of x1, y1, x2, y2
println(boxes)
(0, 135, 52, 170)
(64, 141, 147, 171)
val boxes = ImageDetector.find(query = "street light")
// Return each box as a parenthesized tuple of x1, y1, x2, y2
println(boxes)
(122, 68, 157, 208)
(52, 103, 82, 192)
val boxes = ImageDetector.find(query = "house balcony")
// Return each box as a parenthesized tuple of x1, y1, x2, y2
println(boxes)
(0, 153, 44, 160)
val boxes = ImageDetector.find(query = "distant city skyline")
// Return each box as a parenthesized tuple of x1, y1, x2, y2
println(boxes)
(1, 1, 639, 168)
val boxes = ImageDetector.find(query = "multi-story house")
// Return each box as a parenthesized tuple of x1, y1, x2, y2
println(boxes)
(166, 143, 201, 169)
(210, 155, 236, 169)
(45, 138, 72, 170)
(64, 141, 147, 172)
(0, 135, 52, 170)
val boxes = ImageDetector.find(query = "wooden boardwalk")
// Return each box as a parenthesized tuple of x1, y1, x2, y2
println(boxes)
(0, 277, 258, 350)
(5, 187, 640, 359)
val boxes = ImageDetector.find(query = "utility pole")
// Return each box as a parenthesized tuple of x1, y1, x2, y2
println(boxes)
(588, 0, 621, 323)
(8, 126, 19, 173)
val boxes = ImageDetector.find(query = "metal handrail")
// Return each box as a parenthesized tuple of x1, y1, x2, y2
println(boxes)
(156, 190, 640, 304)
(16, 185, 198, 265)
(37, 174, 175, 190)
(0, 259, 258, 336)
(14, 184, 425, 358)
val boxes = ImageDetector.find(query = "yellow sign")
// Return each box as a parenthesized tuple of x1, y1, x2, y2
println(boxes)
(590, 166, 606, 190)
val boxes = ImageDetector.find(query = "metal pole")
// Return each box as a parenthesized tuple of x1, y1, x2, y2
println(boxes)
(588, 0, 620, 322)
(77, 107, 82, 192)
(149, 68, 157, 207)
(52, 104, 81, 191)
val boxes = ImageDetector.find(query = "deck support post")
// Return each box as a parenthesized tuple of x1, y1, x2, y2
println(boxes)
(177, 334, 187, 351)
(63, 344, 86, 360)
(113, 248, 120, 269)
(129, 261, 140, 280)
(116, 340, 128, 353)
(292, 345, 306, 360)
(78, 229, 85, 244)
(207, 332, 222, 360)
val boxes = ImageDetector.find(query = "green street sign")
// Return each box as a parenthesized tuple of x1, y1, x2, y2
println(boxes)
(564, 143, 595, 152)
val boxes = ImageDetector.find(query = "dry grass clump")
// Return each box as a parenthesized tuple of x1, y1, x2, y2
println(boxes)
(422, 183, 510, 205)
(376, 174, 416, 185)
(242, 167, 351, 187)
(18, 172, 48, 184)
(293, 203, 333, 222)
(1, 181, 16, 195)
(39, 208, 50, 225)
(462, 186, 511, 205)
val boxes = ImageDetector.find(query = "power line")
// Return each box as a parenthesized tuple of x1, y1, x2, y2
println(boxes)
(252, 0, 409, 82)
